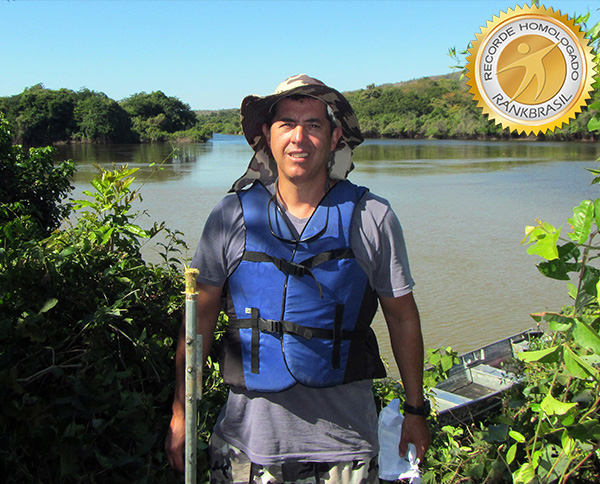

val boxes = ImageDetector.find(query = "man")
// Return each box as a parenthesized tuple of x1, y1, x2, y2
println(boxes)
(166, 74, 430, 483)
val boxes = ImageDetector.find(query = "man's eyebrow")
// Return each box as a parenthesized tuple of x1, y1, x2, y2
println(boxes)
(275, 116, 324, 123)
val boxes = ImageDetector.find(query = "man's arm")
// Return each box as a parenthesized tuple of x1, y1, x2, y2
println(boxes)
(165, 282, 223, 474)
(379, 292, 431, 462)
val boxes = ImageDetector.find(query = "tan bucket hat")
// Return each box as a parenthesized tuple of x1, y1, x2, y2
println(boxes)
(230, 74, 364, 192)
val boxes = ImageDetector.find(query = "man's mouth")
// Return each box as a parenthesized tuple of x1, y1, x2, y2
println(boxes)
(287, 151, 309, 159)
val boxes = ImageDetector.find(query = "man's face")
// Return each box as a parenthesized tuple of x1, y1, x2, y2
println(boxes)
(262, 97, 342, 186)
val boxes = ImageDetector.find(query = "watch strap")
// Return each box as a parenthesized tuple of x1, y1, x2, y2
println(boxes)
(403, 399, 431, 416)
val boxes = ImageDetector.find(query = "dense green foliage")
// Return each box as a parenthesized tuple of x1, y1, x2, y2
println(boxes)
(121, 91, 210, 142)
(0, 85, 210, 146)
(347, 75, 489, 139)
(121, 91, 197, 133)
(345, 74, 600, 141)
(194, 73, 599, 141)
(195, 108, 242, 136)
(0, 116, 75, 239)
(194, 74, 600, 141)
(73, 90, 138, 143)
(0, 114, 228, 482)
(0, 85, 137, 145)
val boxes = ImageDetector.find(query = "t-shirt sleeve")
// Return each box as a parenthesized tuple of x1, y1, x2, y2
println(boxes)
(190, 194, 245, 287)
(352, 192, 414, 298)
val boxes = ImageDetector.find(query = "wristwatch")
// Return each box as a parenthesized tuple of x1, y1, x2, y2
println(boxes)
(403, 399, 431, 417)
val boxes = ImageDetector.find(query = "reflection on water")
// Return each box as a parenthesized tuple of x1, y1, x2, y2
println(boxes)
(56, 143, 214, 184)
(355, 139, 600, 175)
(56, 136, 600, 187)
(54, 135, 600, 378)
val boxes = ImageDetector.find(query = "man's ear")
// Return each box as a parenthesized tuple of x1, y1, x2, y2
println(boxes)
(330, 126, 343, 151)
(262, 124, 270, 146)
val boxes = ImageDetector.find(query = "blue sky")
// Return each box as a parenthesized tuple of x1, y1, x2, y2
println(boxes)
(1, 0, 598, 109)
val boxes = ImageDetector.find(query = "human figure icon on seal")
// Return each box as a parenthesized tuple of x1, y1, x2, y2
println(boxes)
(497, 40, 561, 103)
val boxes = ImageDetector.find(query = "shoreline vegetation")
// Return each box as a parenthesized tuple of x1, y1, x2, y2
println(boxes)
(1, 73, 599, 148)
(0, 86, 212, 146)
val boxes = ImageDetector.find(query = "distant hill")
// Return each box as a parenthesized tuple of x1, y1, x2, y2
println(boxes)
(197, 73, 599, 141)
(344, 73, 598, 140)
(195, 108, 241, 136)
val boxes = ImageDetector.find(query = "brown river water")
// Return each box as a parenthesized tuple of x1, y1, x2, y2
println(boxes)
(54, 135, 600, 378)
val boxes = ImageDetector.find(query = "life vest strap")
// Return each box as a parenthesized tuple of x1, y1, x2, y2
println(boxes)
(332, 304, 344, 369)
(243, 251, 309, 277)
(250, 308, 260, 374)
(228, 313, 366, 342)
(243, 248, 355, 272)
(242, 249, 356, 299)
(229, 306, 362, 374)
(299, 248, 355, 269)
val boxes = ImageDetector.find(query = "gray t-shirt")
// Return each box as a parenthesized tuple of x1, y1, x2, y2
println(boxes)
(191, 185, 414, 465)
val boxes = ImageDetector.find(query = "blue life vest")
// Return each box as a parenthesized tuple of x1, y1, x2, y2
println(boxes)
(219, 180, 386, 392)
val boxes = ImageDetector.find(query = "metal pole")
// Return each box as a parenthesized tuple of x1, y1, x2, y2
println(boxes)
(184, 268, 201, 484)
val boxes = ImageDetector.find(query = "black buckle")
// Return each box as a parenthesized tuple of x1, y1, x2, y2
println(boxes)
(275, 259, 306, 277)
(259, 318, 282, 334)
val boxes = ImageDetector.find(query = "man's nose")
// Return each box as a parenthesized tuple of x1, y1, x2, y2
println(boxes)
(291, 125, 305, 143)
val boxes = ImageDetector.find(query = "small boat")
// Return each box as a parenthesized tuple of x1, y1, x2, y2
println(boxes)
(431, 329, 542, 426)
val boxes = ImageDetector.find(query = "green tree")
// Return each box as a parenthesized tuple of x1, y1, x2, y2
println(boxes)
(121, 91, 197, 135)
(73, 90, 137, 143)
(12, 84, 78, 145)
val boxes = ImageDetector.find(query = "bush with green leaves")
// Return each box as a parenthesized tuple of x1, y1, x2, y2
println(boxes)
(414, 207, 600, 483)
(0, 114, 226, 482)
(0, 114, 75, 240)
(513, 173, 600, 483)
(419, 162, 600, 484)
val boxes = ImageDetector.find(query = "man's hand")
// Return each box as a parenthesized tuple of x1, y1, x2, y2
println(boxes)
(399, 414, 431, 462)
(165, 413, 185, 474)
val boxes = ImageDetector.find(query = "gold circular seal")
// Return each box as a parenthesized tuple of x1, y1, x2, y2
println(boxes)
(466, 4, 595, 135)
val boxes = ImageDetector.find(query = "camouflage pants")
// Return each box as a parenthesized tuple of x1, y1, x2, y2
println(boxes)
(208, 433, 380, 484)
